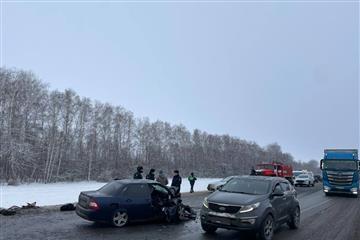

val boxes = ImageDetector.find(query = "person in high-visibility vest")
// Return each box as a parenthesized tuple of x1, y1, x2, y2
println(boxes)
(188, 172, 197, 193)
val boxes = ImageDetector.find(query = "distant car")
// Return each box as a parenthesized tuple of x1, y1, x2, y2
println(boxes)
(307, 172, 315, 182)
(201, 176, 300, 240)
(76, 179, 179, 227)
(207, 176, 236, 191)
(293, 170, 303, 179)
(294, 174, 314, 187)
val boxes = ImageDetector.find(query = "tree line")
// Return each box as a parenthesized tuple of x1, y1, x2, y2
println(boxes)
(0, 68, 319, 183)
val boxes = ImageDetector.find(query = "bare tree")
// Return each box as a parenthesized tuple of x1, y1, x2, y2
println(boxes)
(0, 67, 303, 183)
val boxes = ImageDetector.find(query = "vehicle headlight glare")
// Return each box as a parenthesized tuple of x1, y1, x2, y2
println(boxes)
(239, 202, 260, 213)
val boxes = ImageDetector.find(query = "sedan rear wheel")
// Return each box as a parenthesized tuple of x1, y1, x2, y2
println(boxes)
(259, 215, 274, 240)
(112, 210, 128, 227)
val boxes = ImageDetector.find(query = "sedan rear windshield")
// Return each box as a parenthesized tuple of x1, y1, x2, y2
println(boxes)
(221, 178, 270, 195)
(222, 176, 233, 182)
(298, 174, 309, 179)
(98, 182, 124, 195)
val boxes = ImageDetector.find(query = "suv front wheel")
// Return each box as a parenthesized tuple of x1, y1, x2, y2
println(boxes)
(287, 206, 300, 229)
(259, 214, 274, 240)
(201, 222, 217, 233)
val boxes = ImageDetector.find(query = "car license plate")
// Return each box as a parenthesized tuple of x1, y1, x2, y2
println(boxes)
(209, 216, 231, 225)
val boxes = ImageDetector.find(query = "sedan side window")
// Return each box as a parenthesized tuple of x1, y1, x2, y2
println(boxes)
(122, 184, 151, 198)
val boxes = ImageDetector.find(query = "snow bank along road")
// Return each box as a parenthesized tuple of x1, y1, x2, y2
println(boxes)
(1, 184, 359, 240)
(0, 178, 221, 208)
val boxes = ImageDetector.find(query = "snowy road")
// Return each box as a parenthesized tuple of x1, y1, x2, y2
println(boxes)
(1, 185, 360, 240)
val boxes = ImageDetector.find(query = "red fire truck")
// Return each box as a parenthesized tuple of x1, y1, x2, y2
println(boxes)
(255, 162, 294, 184)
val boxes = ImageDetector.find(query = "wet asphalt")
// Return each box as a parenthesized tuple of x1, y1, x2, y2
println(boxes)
(1, 184, 359, 240)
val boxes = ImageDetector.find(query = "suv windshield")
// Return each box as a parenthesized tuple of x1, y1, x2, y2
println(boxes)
(220, 178, 270, 195)
(98, 182, 124, 195)
(323, 160, 357, 171)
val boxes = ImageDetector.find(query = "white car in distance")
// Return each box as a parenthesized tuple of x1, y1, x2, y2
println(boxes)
(295, 174, 314, 187)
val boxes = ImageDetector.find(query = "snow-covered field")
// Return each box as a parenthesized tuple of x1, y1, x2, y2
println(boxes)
(0, 178, 221, 208)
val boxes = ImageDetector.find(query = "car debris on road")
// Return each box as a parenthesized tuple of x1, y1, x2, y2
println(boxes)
(60, 203, 76, 211)
(0, 202, 39, 216)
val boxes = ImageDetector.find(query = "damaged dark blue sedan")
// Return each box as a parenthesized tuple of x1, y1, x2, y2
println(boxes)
(76, 179, 185, 227)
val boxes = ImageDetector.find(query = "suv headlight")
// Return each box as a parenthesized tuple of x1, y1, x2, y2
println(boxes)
(239, 202, 260, 213)
(203, 197, 209, 208)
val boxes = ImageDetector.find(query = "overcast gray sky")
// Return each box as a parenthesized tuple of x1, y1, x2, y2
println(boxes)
(2, 1, 359, 161)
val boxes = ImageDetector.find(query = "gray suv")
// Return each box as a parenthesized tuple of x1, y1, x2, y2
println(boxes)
(200, 176, 300, 240)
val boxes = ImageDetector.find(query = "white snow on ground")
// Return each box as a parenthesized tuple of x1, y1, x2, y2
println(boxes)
(0, 178, 221, 208)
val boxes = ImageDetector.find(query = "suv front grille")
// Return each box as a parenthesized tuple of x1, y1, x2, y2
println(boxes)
(208, 202, 241, 214)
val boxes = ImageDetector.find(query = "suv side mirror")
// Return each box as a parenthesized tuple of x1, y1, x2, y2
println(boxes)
(272, 188, 284, 197)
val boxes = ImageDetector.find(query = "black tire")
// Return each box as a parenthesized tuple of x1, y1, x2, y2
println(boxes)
(325, 192, 331, 197)
(201, 222, 217, 233)
(287, 206, 300, 229)
(111, 210, 128, 228)
(259, 215, 274, 240)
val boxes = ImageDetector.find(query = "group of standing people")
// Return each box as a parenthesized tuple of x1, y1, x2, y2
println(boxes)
(133, 166, 197, 193)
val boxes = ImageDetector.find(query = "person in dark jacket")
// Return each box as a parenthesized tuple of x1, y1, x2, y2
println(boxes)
(133, 166, 144, 179)
(146, 168, 156, 180)
(250, 166, 256, 176)
(188, 172, 197, 193)
(171, 170, 182, 195)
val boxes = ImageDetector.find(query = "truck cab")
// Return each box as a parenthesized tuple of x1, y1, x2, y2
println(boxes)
(320, 149, 360, 196)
